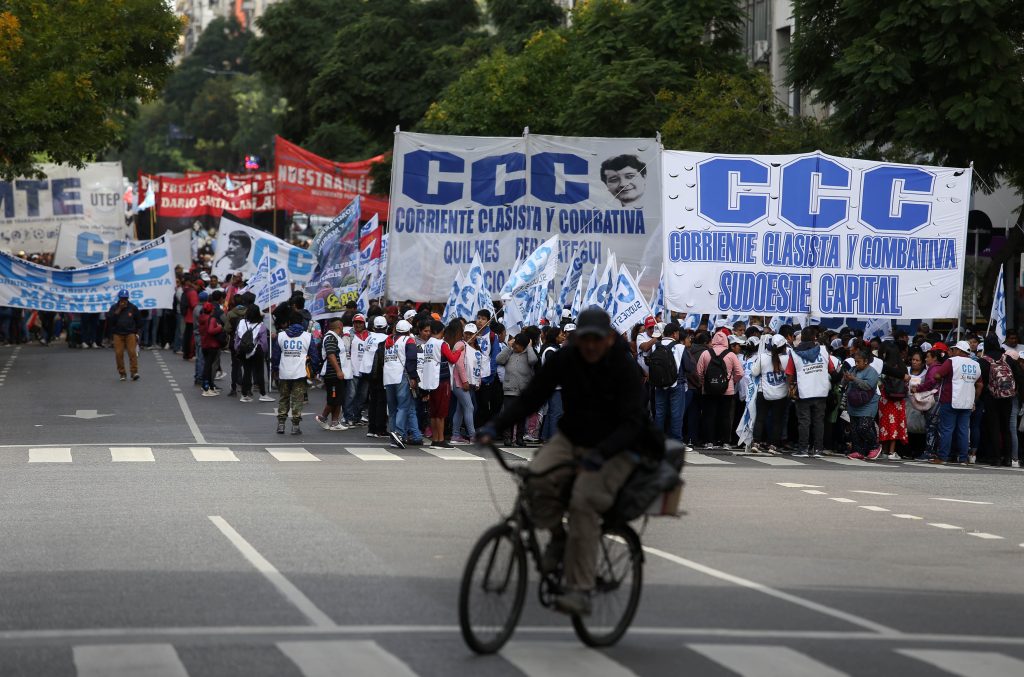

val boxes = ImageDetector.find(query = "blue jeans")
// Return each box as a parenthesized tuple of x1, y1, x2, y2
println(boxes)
(654, 385, 686, 440)
(937, 402, 971, 462)
(539, 391, 563, 441)
(345, 375, 369, 423)
(141, 314, 159, 346)
(386, 377, 421, 442)
(452, 386, 476, 439)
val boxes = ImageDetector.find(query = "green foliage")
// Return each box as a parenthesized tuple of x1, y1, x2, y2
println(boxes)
(486, 0, 563, 51)
(0, 0, 181, 180)
(660, 70, 840, 155)
(164, 16, 252, 112)
(789, 0, 1024, 190)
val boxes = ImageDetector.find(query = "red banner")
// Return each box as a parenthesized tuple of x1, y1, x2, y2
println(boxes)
(274, 136, 389, 221)
(138, 172, 276, 219)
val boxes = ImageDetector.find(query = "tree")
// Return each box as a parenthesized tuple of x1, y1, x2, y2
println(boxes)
(0, 0, 180, 179)
(164, 16, 252, 112)
(486, 0, 563, 51)
(788, 0, 1024, 315)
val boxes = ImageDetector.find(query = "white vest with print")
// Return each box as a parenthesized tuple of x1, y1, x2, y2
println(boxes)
(418, 337, 443, 391)
(383, 335, 413, 386)
(950, 356, 980, 410)
(791, 345, 831, 399)
(360, 332, 387, 375)
(278, 332, 311, 380)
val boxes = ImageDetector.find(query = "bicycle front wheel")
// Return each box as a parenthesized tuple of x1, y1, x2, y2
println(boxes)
(572, 523, 643, 647)
(458, 522, 528, 654)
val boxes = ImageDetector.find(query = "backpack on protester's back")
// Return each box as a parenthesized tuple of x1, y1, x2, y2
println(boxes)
(703, 348, 730, 395)
(238, 322, 257, 359)
(986, 355, 1017, 399)
(647, 341, 679, 388)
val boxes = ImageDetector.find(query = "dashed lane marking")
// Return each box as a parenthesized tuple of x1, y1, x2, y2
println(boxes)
(930, 498, 993, 505)
(927, 523, 963, 530)
(859, 506, 890, 512)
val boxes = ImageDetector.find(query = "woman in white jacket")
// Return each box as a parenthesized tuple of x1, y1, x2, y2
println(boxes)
(751, 334, 790, 453)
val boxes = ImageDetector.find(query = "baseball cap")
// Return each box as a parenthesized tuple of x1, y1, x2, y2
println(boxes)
(651, 326, 663, 339)
(117, 289, 130, 299)
(575, 308, 613, 338)
(431, 312, 441, 321)
(954, 340, 971, 353)
(563, 323, 576, 333)
(644, 316, 656, 329)
(932, 341, 949, 352)
(403, 309, 416, 321)
(353, 314, 366, 323)
(771, 334, 788, 348)
(920, 342, 932, 352)
(463, 325, 476, 334)
(198, 290, 209, 302)
(396, 320, 412, 333)
(746, 336, 761, 347)
(830, 338, 842, 349)
(372, 316, 388, 330)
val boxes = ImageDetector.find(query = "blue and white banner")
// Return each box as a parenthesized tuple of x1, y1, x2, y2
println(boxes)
(611, 265, 652, 333)
(0, 235, 175, 312)
(681, 314, 701, 331)
(500, 234, 559, 299)
(663, 151, 972, 320)
(304, 198, 361, 319)
(990, 264, 1006, 343)
(55, 225, 192, 270)
(442, 270, 464, 324)
(212, 215, 316, 283)
(557, 245, 585, 315)
(863, 317, 893, 339)
(452, 253, 487, 321)
(648, 275, 665, 321)
(388, 132, 662, 301)
(370, 233, 388, 298)
(245, 253, 292, 310)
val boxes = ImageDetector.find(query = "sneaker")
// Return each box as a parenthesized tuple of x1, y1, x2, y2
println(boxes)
(366, 432, 381, 438)
(811, 450, 824, 458)
(83, 344, 91, 350)
(240, 396, 253, 403)
(388, 432, 406, 449)
(764, 445, 779, 455)
(1013, 460, 1021, 469)
(329, 422, 348, 432)
(703, 443, 714, 450)
(887, 452, 900, 461)
(405, 438, 423, 447)
(214, 372, 226, 381)
(968, 453, 976, 465)
(553, 589, 591, 617)
(450, 436, 471, 445)
(201, 389, 219, 397)
(119, 375, 127, 382)
(276, 422, 285, 434)
(131, 374, 139, 381)
(258, 394, 274, 402)
(433, 440, 454, 449)
(929, 458, 946, 465)
(847, 452, 865, 460)
(792, 450, 811, 458)
(291, 424, 302, 435)
(865, 448, 883, 461)
(316, 415, 330, 430)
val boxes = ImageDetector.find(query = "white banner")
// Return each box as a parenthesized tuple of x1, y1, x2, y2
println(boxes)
(387, 132, 662, 301)
(212, 215, 316, 283)
(0, 236, 176, 312)
(611, 264, 652, 333)
(0, 162, 125, 254)
(53, 221, 132, 268)
(662, 151, 971, 320)
(245, 254, 292, 310)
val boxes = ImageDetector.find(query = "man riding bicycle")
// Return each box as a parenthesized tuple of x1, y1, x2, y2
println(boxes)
(477, 308, 655, 617)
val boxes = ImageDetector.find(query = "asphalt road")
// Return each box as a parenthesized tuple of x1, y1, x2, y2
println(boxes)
(1, 342, 1024, 676)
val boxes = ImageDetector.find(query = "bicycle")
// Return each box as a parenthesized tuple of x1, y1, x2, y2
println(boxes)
(458, 443, 644, 654)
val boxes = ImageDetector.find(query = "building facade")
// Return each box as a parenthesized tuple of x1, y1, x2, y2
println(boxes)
(176, 0, 281, 58)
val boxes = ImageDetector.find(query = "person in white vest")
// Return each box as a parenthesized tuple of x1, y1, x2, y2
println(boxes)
(751, 333, 791, 453)
(913, 340, 982, 464)
(417, 319, 465, 449)
(383, 319, 422, 449)
(271, 311, 314, 435)
(785, 327, 839, 458)
(343, 314, 369, 427)
(364, 315, 391, 439)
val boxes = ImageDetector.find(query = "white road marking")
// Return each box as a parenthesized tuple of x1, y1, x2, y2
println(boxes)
(898, 649, 1024, 677)
(776, 483, 823, 488)
(828, 498, 857, 504)
(801, 490, 828, 495)
(851, 490, 896, 496)
(174, 392, 207, 444)
(930, 498, 993, 505)
(28, 447, 71, 463)
(928, 523, 963, 530)
(73, 643, 188, 677)
(268, 447, 320, 462)
(968, 532, 1004, 540)
(110, 447, 154, 463)
(208, 516, 335, 628)
(503, 642, 638, 677)
(688, 644, 848, 677)
(190, 447, 239, 462)
(687, 454, 735, 465)
(892, 514, 923, 520)
(421, 447, 484, 461)
(859, 506, 890, 512)
(818, 457, 871, 467)
(750, 456, 805, 466)
(639, 545, 899, 635)
(347, 447, 403, 462)
(279, 640, 417, 677)
(501, 447, 535, 460)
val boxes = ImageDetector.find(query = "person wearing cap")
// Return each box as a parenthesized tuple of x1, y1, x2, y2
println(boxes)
(634, 316, 658, 377)
(344, 314, 370, 426)
(751, 333, 791, 453)
(563, 323, 576, 336)
(478, 308, 654, 617)
(362, 315, 391, 439)
(913, 340, 982, 464)
(785, 327, 840, 457)
(234, 304, 273, 403)
(106, 289, 142, 382)
(650, 322, 692, 442)
(450, 323, 479, 445)
(382, 319, 422, 448)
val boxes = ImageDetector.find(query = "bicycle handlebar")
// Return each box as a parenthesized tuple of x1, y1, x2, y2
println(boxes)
(481, 443, 577, 479)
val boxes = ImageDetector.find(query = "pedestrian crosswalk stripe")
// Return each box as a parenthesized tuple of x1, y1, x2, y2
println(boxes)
(268, 447, 320, 462)
(29, 447, 71, 463)
(347, 447, 403, 462)
(110, 447, 155, 462)
(73, 643, 189, 677)
(190, 446, 239, 462)
(501, 447, 535, 460)
(688, 643, 848, 677)
(686, 454, 734, 465)
(819, 457, 873, 466)
(898, 649, 1024, 677)
(421, 446, 484, 461)
(278, 640, 417, 677)
(749, 456, 805, 466)
(503, 641, 638, 677)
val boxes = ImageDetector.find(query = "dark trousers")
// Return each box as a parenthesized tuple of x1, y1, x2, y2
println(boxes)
(230, 349, 243, 392)
(701, 393, 733, 445)
(368, 385, 388, 435)
(183, 322, 195, 359)
(499, 395, 527, 444)
(984, 396, 1014, 465)
(796, 397, 827, 452)
(201, 348, 218, 389)
(475, 379, 501, 427)
(241, 351, 266, 397)
(753, 394, 787, 446)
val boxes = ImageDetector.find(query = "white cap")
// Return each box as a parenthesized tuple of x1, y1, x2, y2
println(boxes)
(728, 335, 742, 345)
(372, 316, 388, 330)
(463, 325, 476, 334)
(563, 323, 576, 333)
(746, 336, 760, 347)
(771, 334, 788, 348)
(920, 342, 932, 352)
(396, 320, 412, 334)
(651, 327, 663, 339)
(954, 340, 971, 353)
(561, 308, 572, 319)
(403, 309, 416, 321)
(714, 318, 728, 329)
(830, 338, 842, 349)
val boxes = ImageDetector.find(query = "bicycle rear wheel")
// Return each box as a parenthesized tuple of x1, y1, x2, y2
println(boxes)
(571, 523, 643, 647)
(458, 522, 528, 654)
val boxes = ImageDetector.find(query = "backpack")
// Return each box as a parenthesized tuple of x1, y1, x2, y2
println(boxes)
(882, 375, 907, 400)
(985, 355, 1016, 399)
(238, 321, 257, 359)
(686, 347, 705, 389)
(703, 348, 730, 396)
(369, 341, 387, 384)
(647, 341, 679, 388)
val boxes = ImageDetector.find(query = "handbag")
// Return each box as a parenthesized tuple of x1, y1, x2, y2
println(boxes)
(847, 384, 873, 408)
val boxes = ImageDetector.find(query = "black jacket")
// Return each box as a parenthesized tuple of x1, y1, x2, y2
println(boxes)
(106, 301, 141, 335)
(490, 336, 653, 459)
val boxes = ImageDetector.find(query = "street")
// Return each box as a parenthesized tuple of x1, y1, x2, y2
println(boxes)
(2, 343, 1024, 676)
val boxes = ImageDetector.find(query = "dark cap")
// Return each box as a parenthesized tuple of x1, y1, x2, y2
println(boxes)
(575, 308, 612, 338)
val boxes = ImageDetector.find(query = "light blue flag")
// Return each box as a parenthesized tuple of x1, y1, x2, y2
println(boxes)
(590, 253, 618, 313)
(557, 246, 585, 316)
(863, 317, 892, 339)
(442, 271, 464, 324)
(569, 272, 585, 320)
(769, 315, 794, 333)
(990, 264, 1006, 343)
(649, 275, 665, 320)
(499, 252, 524, 298)
(501, 234, 560, 299)
(736, 340, 764, 449)
(611, 264, 652, 333)
(454, 253, 485, 321)
(681, 314, 702, 331)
